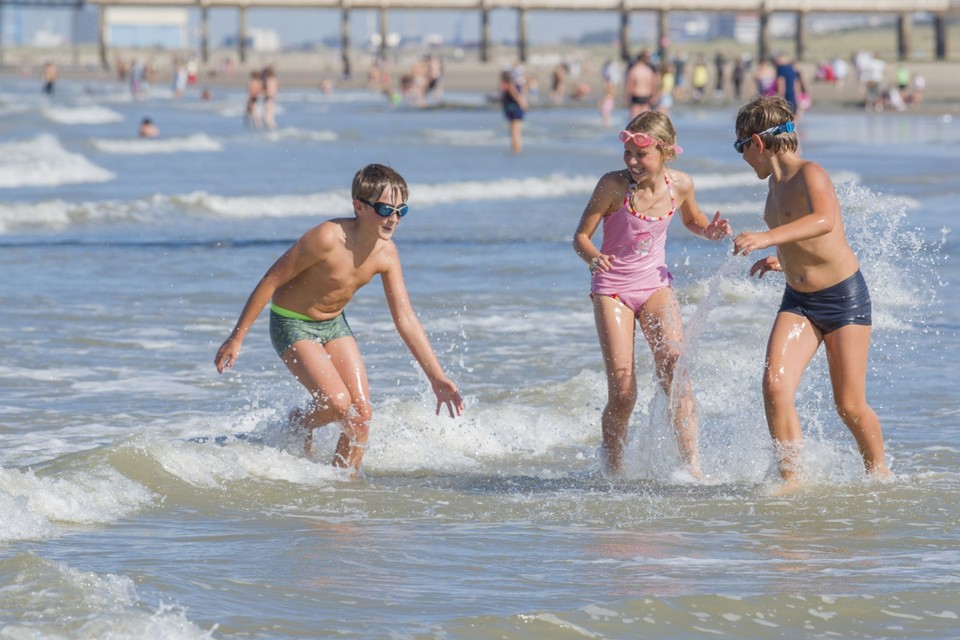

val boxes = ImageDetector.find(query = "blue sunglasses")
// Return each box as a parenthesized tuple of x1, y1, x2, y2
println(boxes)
(362, 199, 409, 218)
(733, 121, 795, 153)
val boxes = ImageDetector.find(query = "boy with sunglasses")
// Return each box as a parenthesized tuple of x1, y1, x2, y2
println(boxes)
(215, 164, 464, 476)
(732, 96, 890, 494)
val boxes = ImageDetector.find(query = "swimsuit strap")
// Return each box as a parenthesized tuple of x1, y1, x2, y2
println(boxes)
(624, 172, 676, 222)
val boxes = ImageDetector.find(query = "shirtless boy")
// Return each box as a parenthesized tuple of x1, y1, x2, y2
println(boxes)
(732, 95, 890, 493)
(215, 164, 464, 475)
(624, 49, 660, 120)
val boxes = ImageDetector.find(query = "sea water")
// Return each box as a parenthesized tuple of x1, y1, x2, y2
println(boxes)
(1, 75, 958, 638)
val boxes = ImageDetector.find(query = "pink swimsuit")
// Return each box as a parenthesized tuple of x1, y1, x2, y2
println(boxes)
(591, 173, 676, 314)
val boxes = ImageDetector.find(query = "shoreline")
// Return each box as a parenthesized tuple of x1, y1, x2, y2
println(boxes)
(6, 44, 960, 116)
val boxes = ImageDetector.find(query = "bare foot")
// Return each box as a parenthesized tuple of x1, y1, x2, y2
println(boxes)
(765, 476, 804, 497)
(868, 465, 894, 483)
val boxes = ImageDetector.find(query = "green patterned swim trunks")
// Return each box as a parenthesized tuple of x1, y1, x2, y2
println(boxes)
(269, 303, 354, 356)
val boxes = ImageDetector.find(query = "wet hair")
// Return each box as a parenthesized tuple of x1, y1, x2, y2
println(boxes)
(351, 163, 409, 203)
(623, 110, 680, 162)
(735, 95, 798, 153)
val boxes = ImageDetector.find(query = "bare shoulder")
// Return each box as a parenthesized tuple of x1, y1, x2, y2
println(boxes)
(590, 170, 630, 212)
(597, 169, 630, 196)
(797, 159, 834, 185)
(301, 218, 349, 249)
(667, 168, 694, 194)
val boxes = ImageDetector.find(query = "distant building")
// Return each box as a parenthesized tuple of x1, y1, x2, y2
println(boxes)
(733, 13, 798, 44)
(222, 27, 280, 52)
(105, 7, 188, 49)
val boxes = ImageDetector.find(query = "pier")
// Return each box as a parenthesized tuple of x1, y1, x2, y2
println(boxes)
(3, 0, 958, 70)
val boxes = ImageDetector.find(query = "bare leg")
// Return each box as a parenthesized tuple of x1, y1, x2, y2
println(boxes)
(593, 295, 639, 474)
(280, 336, 372, 475)
(509, 120, 523, 154)
(762, 312, 821, 492)
(638, 287, 702, 479)
(823, 324, 890, 478)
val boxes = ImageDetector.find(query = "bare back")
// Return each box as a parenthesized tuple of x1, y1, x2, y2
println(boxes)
(764, 158, 860, 292)
(273, 218, 395, 319)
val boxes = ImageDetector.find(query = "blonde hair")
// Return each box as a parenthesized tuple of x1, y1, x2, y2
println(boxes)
(735, 95, 798, 153)
(624, 111, 680, 162)
(351, 164, 409, 203)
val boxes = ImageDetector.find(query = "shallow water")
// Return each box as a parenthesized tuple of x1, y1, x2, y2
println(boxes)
(1, 76, 958, 638)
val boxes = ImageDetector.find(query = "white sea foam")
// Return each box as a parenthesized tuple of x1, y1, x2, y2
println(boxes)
(92, 132, 224, 154)
(0, 555, 215, 640)
(0, 134, 115, 189)
(0, 466, 153, 541)
(42, 104, 125, 125)
(0, 171, 763, 230)
(266, 127, 339, 142)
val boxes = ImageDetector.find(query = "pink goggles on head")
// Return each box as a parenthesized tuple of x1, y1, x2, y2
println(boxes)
(618, 129, 682, 155)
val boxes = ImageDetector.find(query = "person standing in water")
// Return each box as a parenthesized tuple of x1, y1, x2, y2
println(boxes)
(573, 111, 732, 477)
(215, 164, 464, 477)
(732, 95, 890, 494)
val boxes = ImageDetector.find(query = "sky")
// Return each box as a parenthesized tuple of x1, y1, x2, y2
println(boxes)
(8, 6, 656, 49)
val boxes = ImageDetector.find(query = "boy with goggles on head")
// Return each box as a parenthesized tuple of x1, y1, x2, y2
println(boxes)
(732, 95, 890, 494)
(573, 111, 732, 478)
(215, 163, 464, 477)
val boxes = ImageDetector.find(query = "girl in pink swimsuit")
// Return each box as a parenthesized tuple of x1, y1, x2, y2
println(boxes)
(573, 111, 732, 477)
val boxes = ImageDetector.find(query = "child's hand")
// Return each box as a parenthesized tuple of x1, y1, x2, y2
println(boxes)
(589, 254, 615, 275)
(704, 211, 732, 240)
(432, 377, 464, 418)
(733, 231, 770, 256)
(215, 337, 242, 373)
(749, 256, 782, 278)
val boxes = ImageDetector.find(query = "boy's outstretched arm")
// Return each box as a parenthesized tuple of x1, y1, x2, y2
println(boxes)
(214, 231, 322, 373)
(733, 163, 839, 256)
(381, 250, 464, 418)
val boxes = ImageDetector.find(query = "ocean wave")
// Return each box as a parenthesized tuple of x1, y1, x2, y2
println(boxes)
(0, 134, 115, 189)
(0, 465, 153, 541)
(42, 104, 125, 125)
(91, 132, 224, 154)
(0, 554, 214, 640)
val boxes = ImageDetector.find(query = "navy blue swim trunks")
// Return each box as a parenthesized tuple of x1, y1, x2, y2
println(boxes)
(778, 269, 872, 335)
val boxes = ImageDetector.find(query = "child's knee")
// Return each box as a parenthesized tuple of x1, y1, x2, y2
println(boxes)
(762, 369, 793, 403)
(835, 398, 871, 426)
(608, 372, 638, 409)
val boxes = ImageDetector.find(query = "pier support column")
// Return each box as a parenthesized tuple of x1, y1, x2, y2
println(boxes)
(72, 3, 81, 67)
(657, 9, 668, 63)
(200, 4, 210, 64)
(795, 11, 806, 61)
(480, 7, 489, 63)
(517, 8, 527, 63)
(897, 12, 912, 61)
(934, 12, 947, 60)
(758, 10, 770, 62)
(340, 7, 350, 78)
(238, 5, 248, 64)
(99, 7, 109, 71)
(0, 3, 5, 69)
(379, 9, 388, 61)
(619, 7, 629, 61)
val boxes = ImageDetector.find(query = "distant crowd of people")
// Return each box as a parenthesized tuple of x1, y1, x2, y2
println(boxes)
(34, 44, 931, 148)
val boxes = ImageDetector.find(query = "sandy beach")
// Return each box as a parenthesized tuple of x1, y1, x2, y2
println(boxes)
(6, 38, 960, 115)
